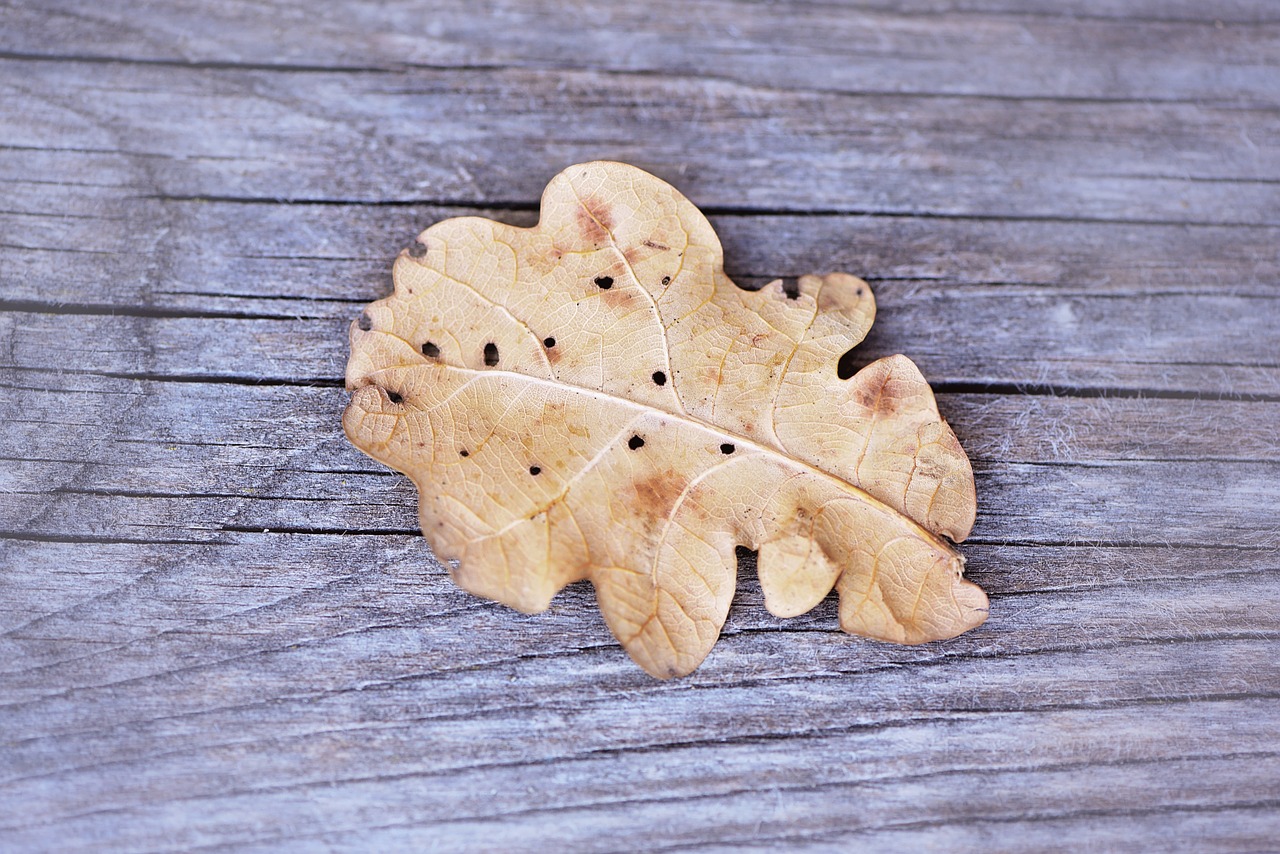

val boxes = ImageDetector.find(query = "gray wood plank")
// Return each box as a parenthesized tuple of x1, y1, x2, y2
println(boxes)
(2, 0, 1279, 851)
(2, 59, 1277, 226)
(4, 291, 1278, 397)
(6, 195, 1280, 306)
(3, 369, 1278, 548)
(3, 556, 1277, 849)
(6, 0, 1279, 102)
(5, 712, 1278, 852)
(4, 456, 1276, 546)
(9, 378, 1277, 477)
(3, 536, 1277, 853)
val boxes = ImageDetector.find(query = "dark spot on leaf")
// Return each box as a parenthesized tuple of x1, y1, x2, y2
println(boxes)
(484, 342, 499, 367)
(782, 279, 800, 300)
(628, 435, 645, 450)
(386, 390, 403, 404)
(837, 346, 859, 380)
(661, 276, 671, 286)
(652, 370, 667, 386)
(529, 465, 541, 475)
(422, 341, 440, 358)
(408, 240, 428, 258)
(358, 312, 373, 331)
(595, 275, 614, 289)
(459, 449, 469, 457)
(720, 443, 735, 455)
(544, 337, 556, 348)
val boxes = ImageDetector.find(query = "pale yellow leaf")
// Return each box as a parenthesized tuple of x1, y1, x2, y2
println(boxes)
(344, 161, 987, 678)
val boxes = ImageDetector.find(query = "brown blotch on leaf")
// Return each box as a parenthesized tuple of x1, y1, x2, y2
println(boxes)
(600, 285, 637, 313)
(630, 470, 688, 519)
(575, 197, 614, 246)
(871, 384, 901, 416)
(850, 374, 900, 417)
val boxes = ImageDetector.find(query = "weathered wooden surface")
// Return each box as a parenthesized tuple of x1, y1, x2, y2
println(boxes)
(2, 0, 1278, 850)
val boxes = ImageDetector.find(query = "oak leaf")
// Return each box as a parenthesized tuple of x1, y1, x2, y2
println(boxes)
(344, 161, 987, 678)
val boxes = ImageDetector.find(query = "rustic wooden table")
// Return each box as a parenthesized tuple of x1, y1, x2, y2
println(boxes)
(3, 1, 1278, 850)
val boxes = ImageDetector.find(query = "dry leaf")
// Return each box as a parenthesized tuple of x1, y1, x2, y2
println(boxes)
(343, 161, 987, 677)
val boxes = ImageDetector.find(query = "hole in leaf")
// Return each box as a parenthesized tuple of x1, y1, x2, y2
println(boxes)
(661, 276, 671, 286)
(836, 346, 859, 380)
(484, 342, 500, 367)
(720, 443, 735, 455)
(628, 435, 645, 450)
(782, 279, 800, 300)
(459, 449, 469, 457)
(594, 275, 614, 289)
(358, 312, 373, 331)
(386, 390, 403, 404)
(422, 341, 440, 358)
(652, 370, 667, 386)
(408, 240, 428, 259)
(529, 465, 541, 476)
(544, 337, 556, 348)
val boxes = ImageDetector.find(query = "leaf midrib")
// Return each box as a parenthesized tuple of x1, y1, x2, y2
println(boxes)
(355, 360, 958, 554)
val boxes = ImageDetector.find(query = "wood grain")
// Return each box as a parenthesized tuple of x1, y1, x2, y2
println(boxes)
(1, 0, 1278, 850)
